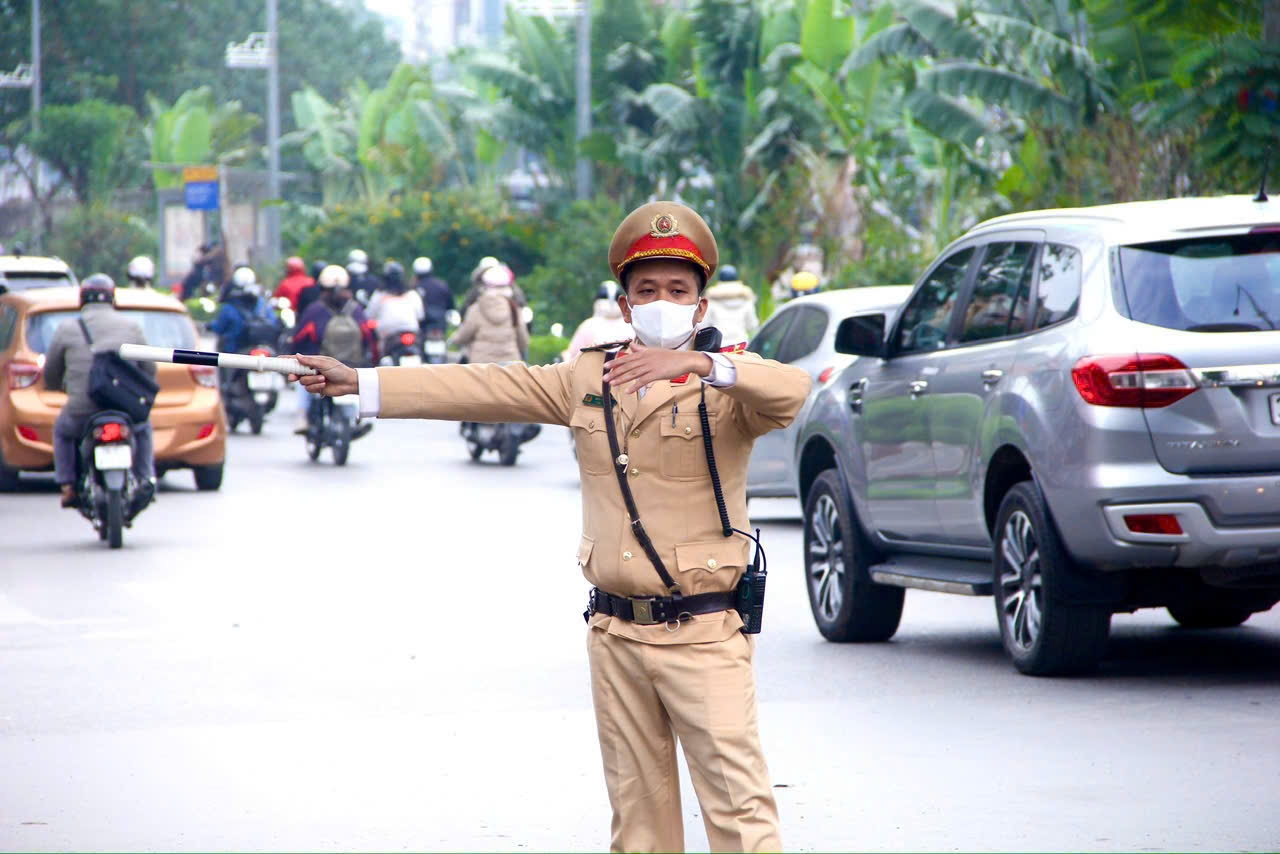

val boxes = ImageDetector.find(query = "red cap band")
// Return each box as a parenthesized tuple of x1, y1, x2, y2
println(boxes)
(619, 234, 710, 274)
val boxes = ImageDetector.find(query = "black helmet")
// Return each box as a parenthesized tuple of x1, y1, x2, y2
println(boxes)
(596, 281, 621, 301)
(80, 273, 116, 306)
(383, 260, 405, 292)
(718, 265, 739, 282)
(310, 260, 328, 280)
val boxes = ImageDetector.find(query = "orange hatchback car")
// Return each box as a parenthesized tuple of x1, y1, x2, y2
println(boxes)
(0, 286, 227, 491)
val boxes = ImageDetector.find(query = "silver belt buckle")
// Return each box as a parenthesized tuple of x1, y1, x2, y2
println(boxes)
(630, 598, 657, 625)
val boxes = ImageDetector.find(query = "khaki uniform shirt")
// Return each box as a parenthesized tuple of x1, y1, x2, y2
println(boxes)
(376, 350, 811, 645)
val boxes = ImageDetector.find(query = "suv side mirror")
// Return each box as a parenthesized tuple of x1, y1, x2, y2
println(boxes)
(834, 313, 886, 358)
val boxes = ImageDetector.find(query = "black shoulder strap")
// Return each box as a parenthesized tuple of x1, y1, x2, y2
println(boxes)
(601, 351, 681, 595)
(78, 317, 94, 347)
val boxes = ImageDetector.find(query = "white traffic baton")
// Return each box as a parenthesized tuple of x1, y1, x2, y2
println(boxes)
(117, 344, 318, 377)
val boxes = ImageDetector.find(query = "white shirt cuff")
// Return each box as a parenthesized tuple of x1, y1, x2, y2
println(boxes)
(703, 352, 737, 388)
(356, 368, 381, 418)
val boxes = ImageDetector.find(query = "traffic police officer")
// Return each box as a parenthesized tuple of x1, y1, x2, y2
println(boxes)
(293, 201, 811, 852)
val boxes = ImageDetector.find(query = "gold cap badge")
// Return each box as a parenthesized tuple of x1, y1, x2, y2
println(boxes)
(649, 213, 680, 238)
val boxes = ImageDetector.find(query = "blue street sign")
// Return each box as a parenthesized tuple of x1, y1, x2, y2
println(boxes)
(184, 180, 219, 211)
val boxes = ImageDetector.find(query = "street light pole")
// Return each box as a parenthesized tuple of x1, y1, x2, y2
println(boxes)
(31, 0, 41, 247)
(574, 0, 591, 201)
(265, 0, 281, 268)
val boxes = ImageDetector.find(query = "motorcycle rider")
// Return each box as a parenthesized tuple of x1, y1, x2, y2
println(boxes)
(450, 263, 529, 363)
(43, 274, 156, 509)
(701, 264, 759, 346)
(292, 264, 375, 436)
(274, 256, 314, 310)
(125, 256, 156, 289)
(413, 256, 453, 333)
(566, 281, 632, 360)
(367, 260, 425, 359)
(346, 249, 375, 306)
(787, 269, 821, 301)
(461, 256, 529, 314)
(208, 266, 279, 356)
(296, 259, 328, 317)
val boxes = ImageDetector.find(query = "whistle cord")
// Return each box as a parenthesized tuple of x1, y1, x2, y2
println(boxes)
(699, 382, 733, 538)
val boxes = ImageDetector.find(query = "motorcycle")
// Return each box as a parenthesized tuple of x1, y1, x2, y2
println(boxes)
(222, 348, 274, 435)
(380, 330, 423, 367)
(461, 421, 541, 466)
(245, 344, 283, 416)
(304, 394, 359, 466)
(75, 412, 150, 549)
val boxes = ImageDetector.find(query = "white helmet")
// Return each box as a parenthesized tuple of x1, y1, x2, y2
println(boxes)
(231, 265, 256, 287)
(413, 256, 433, 275)
(347, 249, 368, 266)
(126, 255, 155, 282)
(318, 264, 350, 289)
(482, 263, 515, 288)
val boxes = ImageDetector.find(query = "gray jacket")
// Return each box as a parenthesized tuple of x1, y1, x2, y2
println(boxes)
(44, 303, 155, 418)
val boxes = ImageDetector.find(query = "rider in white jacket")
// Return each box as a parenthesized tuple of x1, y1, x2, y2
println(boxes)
(700, 265, 759, 345)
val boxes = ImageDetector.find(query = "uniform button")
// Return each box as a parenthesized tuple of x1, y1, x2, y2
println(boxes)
(707, 558, 718, 569)
(632, 429, 641, 438)
(623, 551, 633, 561)
(684, 426, 692, 435)
(630, 468, 639, 476)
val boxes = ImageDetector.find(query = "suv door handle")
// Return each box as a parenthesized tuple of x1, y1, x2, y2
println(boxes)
(909, 379, 929, 397)
(981, 368, 1005, 385)
(849, 378, 868, 412)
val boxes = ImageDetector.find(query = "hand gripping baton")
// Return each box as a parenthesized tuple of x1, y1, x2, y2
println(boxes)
(118, 344, 318, 376)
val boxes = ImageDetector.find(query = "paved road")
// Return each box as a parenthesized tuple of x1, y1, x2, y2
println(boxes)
(2, 405, 1278, 851)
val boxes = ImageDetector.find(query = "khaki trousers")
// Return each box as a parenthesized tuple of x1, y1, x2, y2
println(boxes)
(587, 628, 782, 853)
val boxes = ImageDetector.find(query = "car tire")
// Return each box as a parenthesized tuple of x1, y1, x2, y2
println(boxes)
(1166, 602, 1252, 629)
(993, 482, 1111, 676)
(0, 449, 19, 492)
(193, 464, 224, 491)
(803, 469, 904, 642)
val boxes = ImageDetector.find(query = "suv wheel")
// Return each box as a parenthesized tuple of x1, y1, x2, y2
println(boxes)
(803, 470, 904, 642)
(994, 482, 1110, 675)
(0, 449, 19, 492)
(193, 464, 224, 491)
(1166, 602, 1252, 629)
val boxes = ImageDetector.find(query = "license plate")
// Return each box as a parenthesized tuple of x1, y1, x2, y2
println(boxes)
(248, 371, 282, 391)
(425, 341, 446, 355)
(1271, 393, 1280, 426)
(400, 355, 422, 367)
(94, 444, 132, 470)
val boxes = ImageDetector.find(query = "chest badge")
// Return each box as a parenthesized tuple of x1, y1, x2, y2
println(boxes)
(582, 393, 605, 408)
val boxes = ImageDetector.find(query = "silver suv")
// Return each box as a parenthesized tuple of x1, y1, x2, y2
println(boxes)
(794, 195, 1280, 675)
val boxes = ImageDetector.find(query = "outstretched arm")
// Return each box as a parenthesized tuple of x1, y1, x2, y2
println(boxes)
(292, 355, 575, 427)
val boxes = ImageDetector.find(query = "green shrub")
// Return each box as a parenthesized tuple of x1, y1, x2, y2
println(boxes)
(46, 204, 155, 282)
(526, 334, 570, 366)
(299, 188, 544, 302)
(518, 196, 625, 335)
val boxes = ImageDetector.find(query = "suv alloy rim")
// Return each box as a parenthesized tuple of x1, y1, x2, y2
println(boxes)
(809, 493, 846, 622)
(999, 510, 1043, 652)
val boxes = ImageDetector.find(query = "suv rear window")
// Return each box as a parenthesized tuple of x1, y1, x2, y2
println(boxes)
(1, 272, 74, 291)
(25, 310, 196, 353)
(1118, 234, 1280, 332)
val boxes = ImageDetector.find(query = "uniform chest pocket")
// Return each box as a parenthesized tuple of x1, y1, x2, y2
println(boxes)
(570, 406, 614, 475)
(659, 412, 717, 480)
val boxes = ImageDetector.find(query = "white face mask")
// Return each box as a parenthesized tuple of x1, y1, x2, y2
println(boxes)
(627, 298, 698, 349)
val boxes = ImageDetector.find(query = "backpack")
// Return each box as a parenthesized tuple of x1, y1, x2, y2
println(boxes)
(321, 301, 365, 365)
(78, 319, 158, 423)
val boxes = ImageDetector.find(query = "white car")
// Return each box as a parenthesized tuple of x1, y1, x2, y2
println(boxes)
(0, 254, 77, 292)
(746, 286, 912, 499)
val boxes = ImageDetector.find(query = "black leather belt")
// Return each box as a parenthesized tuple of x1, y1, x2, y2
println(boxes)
(586, 587, 737, 626)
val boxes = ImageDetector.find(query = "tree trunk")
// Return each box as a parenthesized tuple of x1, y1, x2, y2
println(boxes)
(1267, 0, 1280, 44)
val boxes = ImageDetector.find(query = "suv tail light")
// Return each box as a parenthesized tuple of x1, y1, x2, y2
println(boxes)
(1071, 354, 1198, 408)
(93, 422, 130, 442)
(818, 366, 836, 384)
(7, 361, 40, 390)
(1124, 513, 1184, 535)
(399, 331, 417, 346)
(189, 365, 218, 388)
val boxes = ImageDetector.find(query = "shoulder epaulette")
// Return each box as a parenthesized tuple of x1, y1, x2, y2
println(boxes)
(719, 341, 748, 354)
